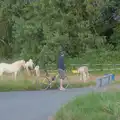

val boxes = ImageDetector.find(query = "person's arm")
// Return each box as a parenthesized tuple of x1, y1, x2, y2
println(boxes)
(63, 56, 66, 70)
(43, 62, 49, 77)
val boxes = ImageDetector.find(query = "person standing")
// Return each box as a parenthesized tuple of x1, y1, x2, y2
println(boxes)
(58, 51, 66, 91)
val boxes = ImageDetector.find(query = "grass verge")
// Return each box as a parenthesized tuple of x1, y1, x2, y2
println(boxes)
(0, 79, 119, 92)
(0, 80, 38, 92)
(0, 80, 96, 92)
(55, 91, 120, 120)
(0, 72, 118, 92)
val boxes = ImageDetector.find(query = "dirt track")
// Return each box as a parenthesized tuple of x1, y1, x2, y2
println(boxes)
(68, 74, 120, 83)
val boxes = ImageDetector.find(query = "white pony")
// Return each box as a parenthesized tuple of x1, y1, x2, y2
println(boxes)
(34, 65, 40, 77)
(0, 60, 26, 80)
(25, 59, 34, 75)
(77, 66, 89, 82)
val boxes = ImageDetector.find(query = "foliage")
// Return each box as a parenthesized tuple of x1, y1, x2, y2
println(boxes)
(0, 0, 120, 67)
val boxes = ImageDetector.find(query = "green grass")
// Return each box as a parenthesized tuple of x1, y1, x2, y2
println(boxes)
(0, 80, 39, 92)
(49, 69, 120, 76)
(0, 79, 96, 92)
(0, 70, 118, 92)
(69, 81, 95, 88)
(89, 70, 120, 75)
(55, 92, 120, 120)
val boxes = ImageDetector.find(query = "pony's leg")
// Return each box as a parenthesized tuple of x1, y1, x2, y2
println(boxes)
(85, 72, 87, 81)
(82, 73, 85, 82)
(25, 67, 28, 75)
(87, 72, 90, 79)
(80, 73, 83, 81)
(12, 73, 16, 80)
(0, 69, 4, 80)
(0, 72, 3, 80)
(77, 71, 79, 76)
(79, 73, 82, 81)
(26, 67, 31, 76)
(14, 72, 17, 80)
(85, 72, 88, 80)
(83, 72, 86, 83)
(83, 72, 86, 82)
(12, 73, 14, 80)
(79, 73, 81, 80)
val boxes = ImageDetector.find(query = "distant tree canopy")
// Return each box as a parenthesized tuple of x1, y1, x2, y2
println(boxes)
(0, 0, 120, 65)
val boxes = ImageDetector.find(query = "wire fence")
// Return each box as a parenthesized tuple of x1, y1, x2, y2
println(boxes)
(46, 63, 120, 72)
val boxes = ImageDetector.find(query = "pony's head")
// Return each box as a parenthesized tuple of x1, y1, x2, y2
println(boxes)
(27, 59, 34, 69)
(34, 65, 40, 76)
(20, 60, 26, 69)
(35, 65, 39, 71)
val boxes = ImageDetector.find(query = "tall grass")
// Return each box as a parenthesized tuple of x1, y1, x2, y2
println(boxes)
(0, 80, 39, 92)
(0, 78, 96, 92)
(55, 92, 120, 120)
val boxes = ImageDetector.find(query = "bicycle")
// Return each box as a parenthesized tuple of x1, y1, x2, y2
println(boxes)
(36, 70, 71, 90)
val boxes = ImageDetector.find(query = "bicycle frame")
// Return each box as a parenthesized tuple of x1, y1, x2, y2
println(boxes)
(49, 74, 60, 88)
(40, 70, 70, 90)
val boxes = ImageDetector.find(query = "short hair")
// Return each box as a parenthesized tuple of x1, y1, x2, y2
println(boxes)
(60, 51, 64, 56)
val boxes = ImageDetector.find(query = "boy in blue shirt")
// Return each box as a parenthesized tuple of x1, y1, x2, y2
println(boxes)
(58, 52, 66, 91)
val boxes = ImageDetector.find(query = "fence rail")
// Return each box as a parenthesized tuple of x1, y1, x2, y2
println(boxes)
(96, 74, 114, 87)
(89, 68, 120, 71)
(46, 63, 120, 72)
(68, 64, 120, 66)
(48, 63, 120, 66)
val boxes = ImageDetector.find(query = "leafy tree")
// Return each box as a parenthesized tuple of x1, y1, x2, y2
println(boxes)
(0, 0, 120, 66)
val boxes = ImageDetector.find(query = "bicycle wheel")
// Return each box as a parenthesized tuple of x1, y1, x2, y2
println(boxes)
(56, 75, 70, 89)
(38, 77, 50, 90)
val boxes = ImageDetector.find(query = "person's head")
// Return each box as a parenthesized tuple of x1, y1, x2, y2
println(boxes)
(60, 51, 64, 57)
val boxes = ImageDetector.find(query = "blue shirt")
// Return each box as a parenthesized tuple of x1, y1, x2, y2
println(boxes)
(58, 55, 65, 70)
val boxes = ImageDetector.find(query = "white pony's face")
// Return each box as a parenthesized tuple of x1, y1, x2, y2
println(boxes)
(28, 59, 34, 69)
(20, 60, 26, 69)
(35, 65, 39, 70)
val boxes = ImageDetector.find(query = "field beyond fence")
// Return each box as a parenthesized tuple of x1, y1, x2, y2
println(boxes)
(0, 62, 119, 91)
(47, 63, 120, 73)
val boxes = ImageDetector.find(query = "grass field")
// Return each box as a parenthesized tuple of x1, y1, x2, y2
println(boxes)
(0, 73, 96, 92)
(55, 91, 120, 120)
(0, 69, 119, 92)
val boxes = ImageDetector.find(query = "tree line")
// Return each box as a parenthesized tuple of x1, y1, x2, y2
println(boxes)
(0, 0, 120, 67)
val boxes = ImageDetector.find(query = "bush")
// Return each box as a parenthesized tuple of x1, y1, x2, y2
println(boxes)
(55, 92, 120, 120)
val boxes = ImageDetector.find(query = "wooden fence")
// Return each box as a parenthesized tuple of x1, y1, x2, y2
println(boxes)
(70, 64, 120, 71)
(46, 63, 120, 72)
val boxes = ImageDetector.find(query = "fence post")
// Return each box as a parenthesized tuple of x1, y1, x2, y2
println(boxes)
(96, 74, 113, 88)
